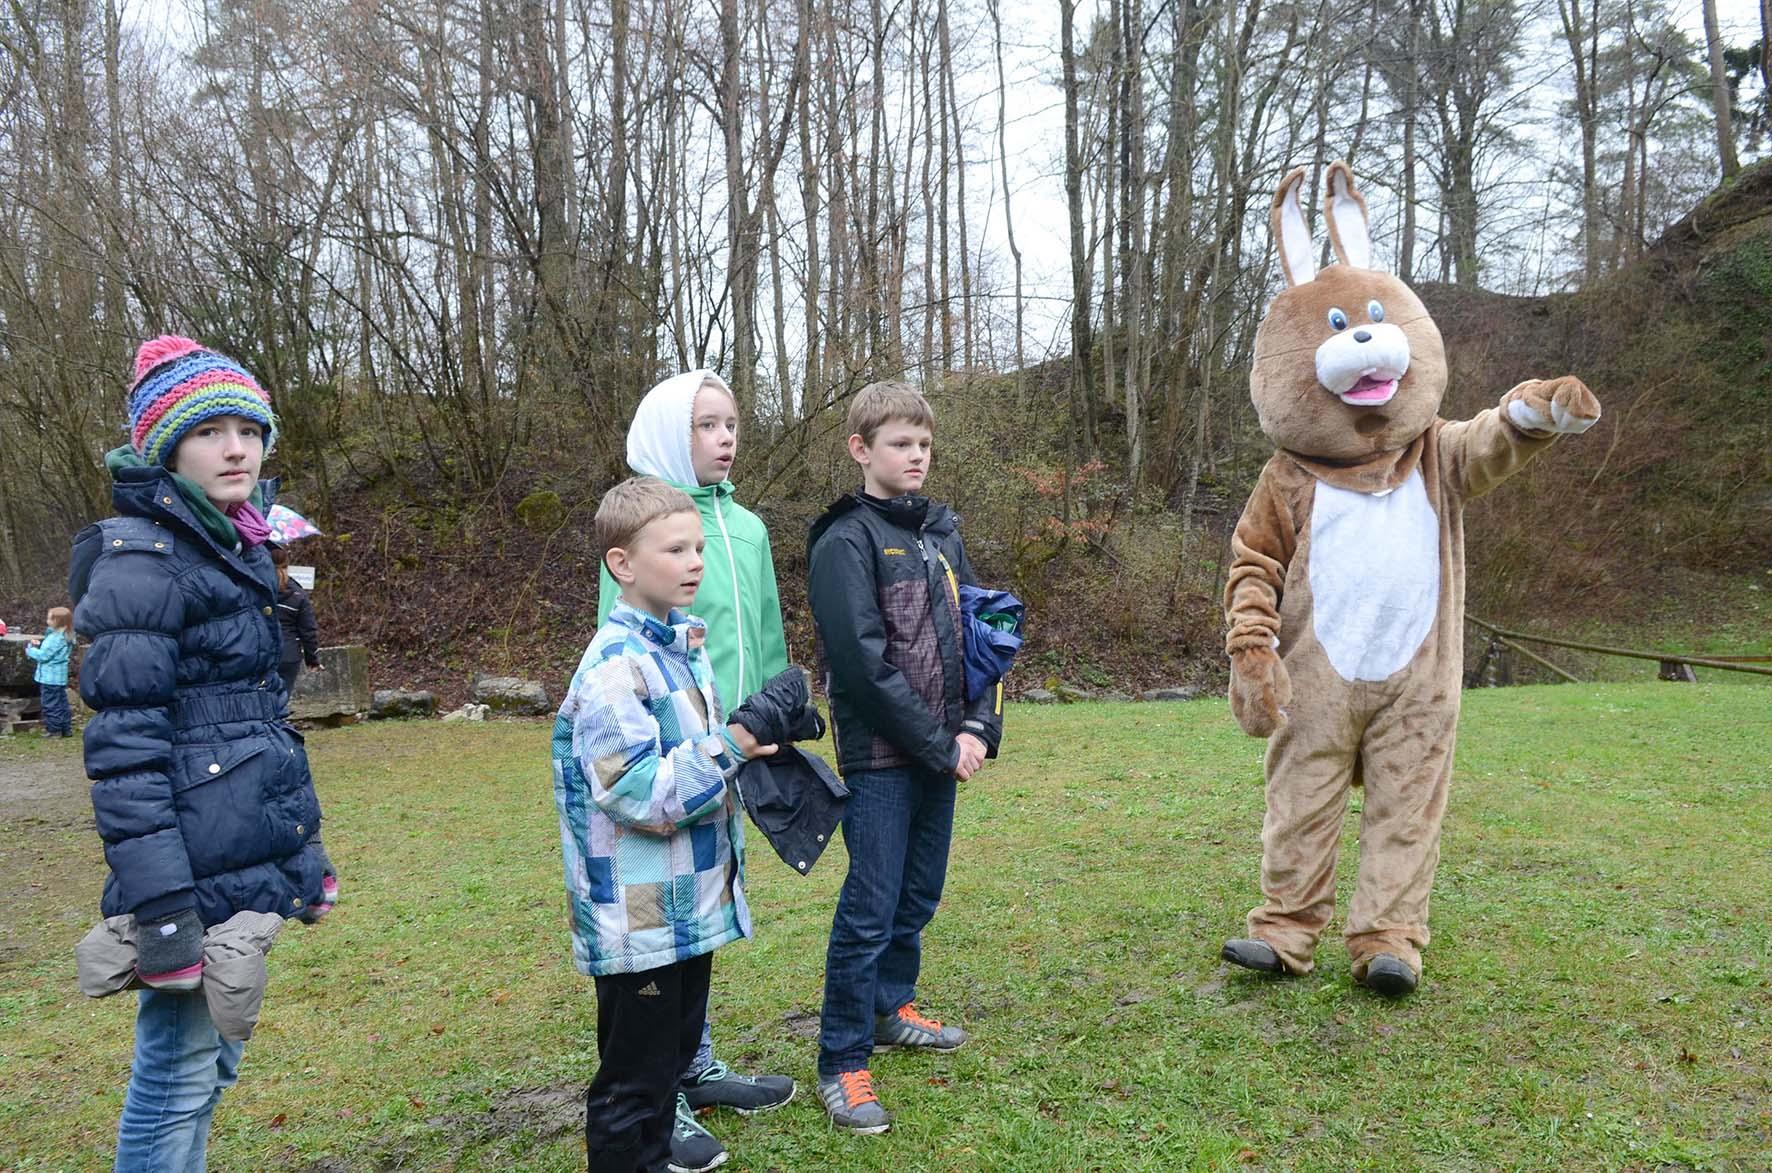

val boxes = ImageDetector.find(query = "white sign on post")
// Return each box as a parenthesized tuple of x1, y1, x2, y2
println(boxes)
(289, 566, 316, 590)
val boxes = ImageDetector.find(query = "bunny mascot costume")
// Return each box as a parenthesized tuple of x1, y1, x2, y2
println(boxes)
(1219, 163, 1602, 995)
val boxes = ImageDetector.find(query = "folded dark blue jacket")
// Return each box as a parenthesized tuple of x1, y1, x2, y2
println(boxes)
(957, 585, 1024, 702)
(735, 747, 848, 876)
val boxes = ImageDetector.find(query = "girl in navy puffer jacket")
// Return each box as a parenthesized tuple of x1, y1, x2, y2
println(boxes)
(72, 335, 334, 1171)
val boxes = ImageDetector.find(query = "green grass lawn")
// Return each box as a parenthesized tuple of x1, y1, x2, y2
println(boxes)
(2, 683, 1767, 1170)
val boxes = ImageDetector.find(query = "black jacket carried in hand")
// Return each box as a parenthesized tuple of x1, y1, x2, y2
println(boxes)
(731, 667, 826, 746)
(729, 666, 844, 874)
(736, 748, 848, 875)
(807, 491, 1003, 778)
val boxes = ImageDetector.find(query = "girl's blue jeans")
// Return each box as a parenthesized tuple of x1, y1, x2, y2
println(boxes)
(114, 988, 243, 1172)
(818, 764, 957, 1077)
(38, 683, 70, 735)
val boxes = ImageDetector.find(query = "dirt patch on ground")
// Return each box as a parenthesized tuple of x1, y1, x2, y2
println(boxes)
(0, 736, 91, 824)
(0, 736, 103, 970)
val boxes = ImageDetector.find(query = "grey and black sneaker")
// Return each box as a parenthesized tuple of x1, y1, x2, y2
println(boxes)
(681, 1059, 796, 1114)
(666, 1093, 728, 1172)
(817, 1069, 891, 1135)
(874, 1002, 968, 1053)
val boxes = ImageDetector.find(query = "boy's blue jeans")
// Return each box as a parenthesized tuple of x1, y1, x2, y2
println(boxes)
(39, 683, 70, 735)
(114, 988, 243, 1172)
(818, 764, 957, 1077)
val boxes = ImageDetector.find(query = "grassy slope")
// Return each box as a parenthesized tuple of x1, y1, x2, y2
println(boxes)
(1, 683, 1767, 1171)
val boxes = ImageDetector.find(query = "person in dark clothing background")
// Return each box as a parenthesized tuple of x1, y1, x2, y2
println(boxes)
(268, 543, 322, 699)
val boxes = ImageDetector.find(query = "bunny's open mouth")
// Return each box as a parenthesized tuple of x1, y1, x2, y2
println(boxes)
(1334, 373, 1399, 406)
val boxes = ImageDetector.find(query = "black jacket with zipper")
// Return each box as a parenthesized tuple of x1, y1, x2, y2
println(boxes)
(274, 578, 320, 669)
(808, 491, 1003, 778)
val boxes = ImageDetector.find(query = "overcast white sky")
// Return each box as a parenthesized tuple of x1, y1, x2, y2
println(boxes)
(974, 0, 1768, 357)
(123, 0, 1766, 363)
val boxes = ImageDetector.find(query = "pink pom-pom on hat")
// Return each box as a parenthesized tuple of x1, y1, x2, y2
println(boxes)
(132, 335, 206, 385)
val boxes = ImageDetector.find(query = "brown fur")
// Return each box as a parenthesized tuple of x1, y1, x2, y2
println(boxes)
(1223, 162, 1601, 983)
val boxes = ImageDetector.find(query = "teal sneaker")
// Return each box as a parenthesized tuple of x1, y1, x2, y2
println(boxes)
(681, 1059, 796, 1114)
(667, 1093, 728, 1172)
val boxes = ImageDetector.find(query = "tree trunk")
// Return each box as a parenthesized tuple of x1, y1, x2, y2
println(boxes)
(756, 15, 792, 426)
(1761, 0, 1771, 133)
(987, 0, 1024, 381)
(863, 0, 887, 363)
(1399, 0, 1421, 282)
(1103, 0, 1121, 416)
(1701, 0, 1740, 179)
(798, 0, 821, 412)
(1122, 0, 1147, 485)
(939, 0, 972, 369)
(1558, 0, 1601, 279)
(720, 0, 755, 400)
(1060, 0, 1097, 454)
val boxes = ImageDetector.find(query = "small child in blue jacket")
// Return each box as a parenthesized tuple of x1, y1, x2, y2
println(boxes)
(25, 606, 74, 736)
(552, 476, 778, 1172)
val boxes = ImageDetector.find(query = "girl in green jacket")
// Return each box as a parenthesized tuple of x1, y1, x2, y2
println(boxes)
(598, 370, 790, 711)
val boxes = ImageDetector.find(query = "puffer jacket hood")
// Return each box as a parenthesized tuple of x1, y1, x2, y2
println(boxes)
(626, 369, 733, 488)
(103, 445, 270, 554)
(70, 461, 329, 928)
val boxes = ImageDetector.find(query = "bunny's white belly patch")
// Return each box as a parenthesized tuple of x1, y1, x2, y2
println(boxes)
(1307, 470, 1440, 682)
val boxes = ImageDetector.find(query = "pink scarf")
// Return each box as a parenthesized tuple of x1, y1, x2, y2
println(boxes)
(227, 500, 273, 548)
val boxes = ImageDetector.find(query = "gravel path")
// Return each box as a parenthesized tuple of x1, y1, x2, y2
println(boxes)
(0, 736, 91, 825)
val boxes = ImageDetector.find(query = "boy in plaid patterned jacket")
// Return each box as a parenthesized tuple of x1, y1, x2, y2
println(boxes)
(552, 476, 778, 1172)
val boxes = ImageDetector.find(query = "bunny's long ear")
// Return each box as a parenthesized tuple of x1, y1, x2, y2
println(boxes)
(1270, 166, 1315, 287)
(1323, 161, 1372, 270)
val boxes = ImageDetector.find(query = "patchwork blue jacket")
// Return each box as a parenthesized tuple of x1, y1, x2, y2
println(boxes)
(69, 466, 328, 927)
(551, 602, 751, 977)
(25, 629, 71, 686)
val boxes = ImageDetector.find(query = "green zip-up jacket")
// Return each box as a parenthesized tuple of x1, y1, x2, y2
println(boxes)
(597, 370, 790, 708)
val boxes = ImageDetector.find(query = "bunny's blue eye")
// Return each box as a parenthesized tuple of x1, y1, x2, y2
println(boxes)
(1327, 308, 1349, 331)
(1367, 300, 1385, 323)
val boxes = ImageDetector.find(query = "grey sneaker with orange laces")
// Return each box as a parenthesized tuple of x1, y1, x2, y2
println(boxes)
(874, 1002, 968, 1053)
(817, 1068, 891, 1134)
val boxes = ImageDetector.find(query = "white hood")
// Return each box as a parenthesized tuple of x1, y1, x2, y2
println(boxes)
(625, 369, 731, 487)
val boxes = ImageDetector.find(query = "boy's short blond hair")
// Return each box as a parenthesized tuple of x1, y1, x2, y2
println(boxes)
(846, 381, 936, 446)
(594, 476, 696, 559)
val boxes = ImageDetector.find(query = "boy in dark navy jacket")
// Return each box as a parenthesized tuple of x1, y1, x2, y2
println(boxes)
(807, 382, 1004, 1134)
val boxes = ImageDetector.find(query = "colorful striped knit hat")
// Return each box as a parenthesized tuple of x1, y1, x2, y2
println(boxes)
(127, 335, 277, 466)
